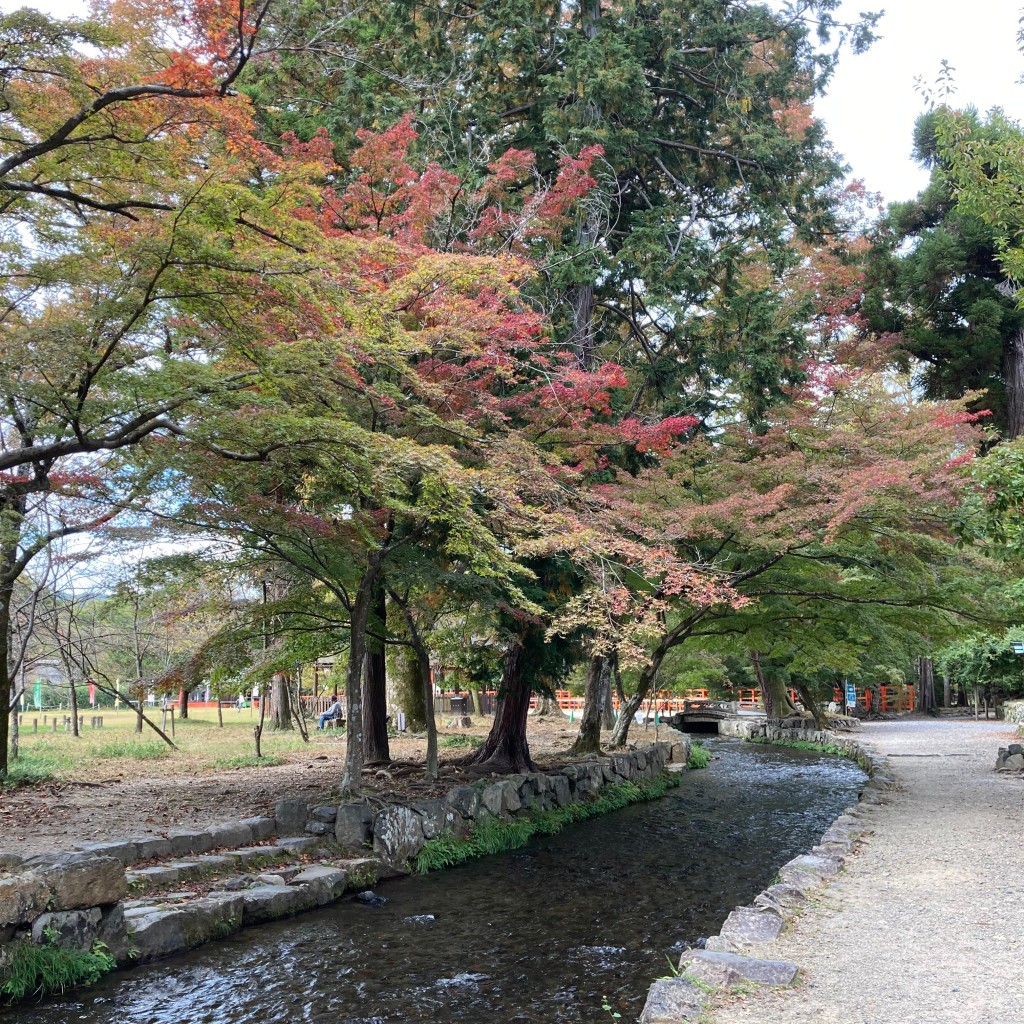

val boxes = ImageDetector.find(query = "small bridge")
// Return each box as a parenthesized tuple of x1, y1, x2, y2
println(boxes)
(667, 700, 767, 735)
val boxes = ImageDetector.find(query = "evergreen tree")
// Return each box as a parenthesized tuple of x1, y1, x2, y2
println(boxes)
(864, 109, 1024, 437)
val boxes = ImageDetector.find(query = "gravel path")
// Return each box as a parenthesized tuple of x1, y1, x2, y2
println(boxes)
(712, 719, 1024, 1024)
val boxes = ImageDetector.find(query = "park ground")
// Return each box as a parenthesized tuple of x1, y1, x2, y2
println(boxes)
(0, 706, 607, 855)
(711, 718, 1024, 1024)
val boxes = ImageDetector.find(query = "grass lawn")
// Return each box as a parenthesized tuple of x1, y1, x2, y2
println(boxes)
(4, 706, 346, 786)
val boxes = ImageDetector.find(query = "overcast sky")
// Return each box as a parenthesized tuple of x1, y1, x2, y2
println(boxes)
(6, 0, 1024, 207)
(816, 2, 1023, 203)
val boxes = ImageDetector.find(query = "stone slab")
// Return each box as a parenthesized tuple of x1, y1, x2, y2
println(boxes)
(0, 874, 50, 926)
(639, 978, 707, 1022)
(73, 840, 140, 867)
(239, 884, 316, 925)
(207, 823, 253, 850)
(240, 816, 276, 842)
(30, 908, 102, 949)
(166, 830, 214, 857)
(275, 799, 310, 836)
(34, 854, 127, 910)
(125, 893, 244, 961)
(289, 865, 349, 906)
(679, 949, 798, 989)
(718, 906, 784, 946)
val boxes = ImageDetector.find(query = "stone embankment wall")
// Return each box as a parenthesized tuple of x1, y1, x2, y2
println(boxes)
(0, 737, 687, 992)
(1004, 700, 1024, 732)
(639, 734, 892, 1023)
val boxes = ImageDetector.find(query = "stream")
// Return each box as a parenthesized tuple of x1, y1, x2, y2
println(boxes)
(16, 738, 865, 1024)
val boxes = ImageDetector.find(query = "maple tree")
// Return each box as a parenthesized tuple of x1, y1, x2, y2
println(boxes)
(555, 361, 1004, 746)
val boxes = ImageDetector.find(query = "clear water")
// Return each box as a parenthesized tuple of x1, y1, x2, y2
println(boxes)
(17, 738, 865, 1024)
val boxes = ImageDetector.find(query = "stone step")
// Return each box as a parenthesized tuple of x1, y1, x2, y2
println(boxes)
(123, 858, 382, 962)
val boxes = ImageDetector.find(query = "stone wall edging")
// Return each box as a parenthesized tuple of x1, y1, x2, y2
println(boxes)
(0, 737, 688, 995)
(639, 732, 894, 1023)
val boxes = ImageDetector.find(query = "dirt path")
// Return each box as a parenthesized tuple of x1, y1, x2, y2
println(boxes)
(713, 719, 1024, 1024)
(0, 717, 581, 856)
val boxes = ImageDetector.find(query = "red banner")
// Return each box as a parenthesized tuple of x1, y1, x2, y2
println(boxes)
(88, 681, 96, 706)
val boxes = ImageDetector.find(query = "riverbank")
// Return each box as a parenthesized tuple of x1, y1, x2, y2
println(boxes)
(0, 713, 588, 857)
(708, 719, 1022, 1024)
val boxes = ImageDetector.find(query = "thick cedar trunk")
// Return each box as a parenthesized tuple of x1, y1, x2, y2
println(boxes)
(362, 583, 390, 766)
(269, 671, 292, 730)
(178, 687, 189, 720)
(471, 687, 484, 716)
(572, 653, 608, 755)
(466, 641, 534, 772)
(1004, 327, 1024, 439)
(943, 673, 951, 709)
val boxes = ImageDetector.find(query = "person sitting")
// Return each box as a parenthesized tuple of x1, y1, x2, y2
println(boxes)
(317, 695, 344, 730)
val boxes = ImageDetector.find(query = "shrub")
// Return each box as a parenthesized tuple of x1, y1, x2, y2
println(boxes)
(687, 741, 711, 770)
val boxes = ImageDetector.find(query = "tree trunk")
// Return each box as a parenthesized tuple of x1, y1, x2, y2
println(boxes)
(471, 687, 484, 717)
(465, 640, 535, 772)
(795, 681, 829, 730)
(409, 624, 438, 780)
(609, 642, 669, 748)
(1004, 326, 1024, 438)
(601, 654, 616, 730)
(0, 582, 11, 776)
(341, 559, 381, 796)
(566, 0, 602, 370)
(253, 688, 266, 757)
(394, 647, 427, 731)
(572, 653, 608, 755)
(269, 671, 292, 730)
(917, 656, 936, 713)
(533, 692, 561, 717)
(135, 682, 145, 733)
(362, 583, 390, 766)
(69, 674, 80, 737)
(751, 651, 796, 721)
(178, 687, 189, 720)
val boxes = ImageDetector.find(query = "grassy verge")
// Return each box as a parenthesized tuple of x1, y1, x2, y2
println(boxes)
(1, 940, 116, 1003)
(745, 735, 853, 758)
(415, 773, 680, 874)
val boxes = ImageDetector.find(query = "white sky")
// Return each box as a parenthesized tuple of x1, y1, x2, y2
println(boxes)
(5, 0, 1024, 206)
(816, 1, 1023, 203)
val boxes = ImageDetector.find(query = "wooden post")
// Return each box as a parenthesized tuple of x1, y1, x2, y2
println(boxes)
(169, 707, 175, 737)
(32, 719, 37, 733)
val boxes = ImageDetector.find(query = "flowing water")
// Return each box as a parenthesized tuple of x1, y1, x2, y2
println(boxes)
(17, 739, 865, 1024)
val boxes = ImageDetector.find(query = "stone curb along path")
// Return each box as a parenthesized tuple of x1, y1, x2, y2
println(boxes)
(639, 736, 893, 1023)
(0, 736, 689, 994)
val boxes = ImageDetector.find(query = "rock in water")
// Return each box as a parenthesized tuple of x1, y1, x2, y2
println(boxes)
(354, 890, 387, 906)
